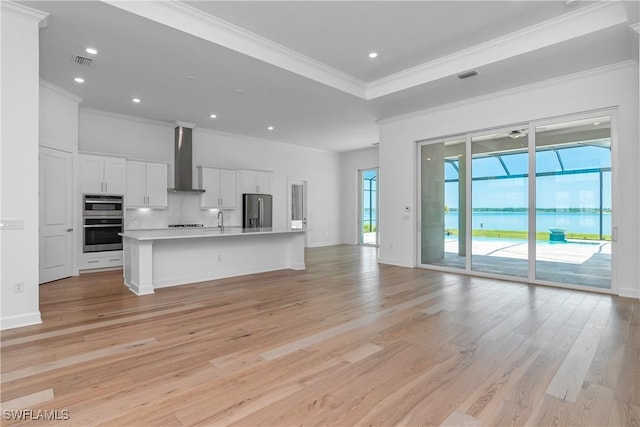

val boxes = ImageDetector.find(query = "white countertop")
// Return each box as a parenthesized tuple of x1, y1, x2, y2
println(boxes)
(120, 227, 305, 241)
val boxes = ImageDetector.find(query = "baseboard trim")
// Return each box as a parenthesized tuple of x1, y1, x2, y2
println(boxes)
(306, 241, 342, 248)
(1, 312, 42, 331)
(153, 263, 302, 289)
(618, 286, 640, 300)
(377, 258, 415, 268)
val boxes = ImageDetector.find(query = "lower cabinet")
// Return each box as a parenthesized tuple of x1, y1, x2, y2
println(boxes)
(80, 251, 123, 270)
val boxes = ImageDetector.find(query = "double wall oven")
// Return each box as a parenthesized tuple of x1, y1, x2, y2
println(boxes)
(83, 195, 123, 253)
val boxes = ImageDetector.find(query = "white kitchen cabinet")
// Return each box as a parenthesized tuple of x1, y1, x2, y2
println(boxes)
(199, 167, 236, 209)
(126, 160, 168, 208)
(80, 250, 123, 270)
(239, 170, 272, 194)
(80, 154, 126, 195)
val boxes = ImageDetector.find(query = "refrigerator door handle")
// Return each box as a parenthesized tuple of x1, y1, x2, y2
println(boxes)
(259, 198, 264, 227)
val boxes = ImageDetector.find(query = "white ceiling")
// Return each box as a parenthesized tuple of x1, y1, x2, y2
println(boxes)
(20, 1, 640, 152)
(186, 1, 595, 82)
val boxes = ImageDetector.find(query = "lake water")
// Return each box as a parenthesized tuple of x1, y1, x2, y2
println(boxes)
(445, 211, 611, 234)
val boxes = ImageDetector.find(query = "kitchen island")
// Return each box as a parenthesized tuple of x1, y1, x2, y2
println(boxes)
(120, 228, 305, 295)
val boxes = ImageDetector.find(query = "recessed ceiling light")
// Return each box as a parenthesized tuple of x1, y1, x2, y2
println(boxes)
(593, 122, 600, 125)
(74, 77, 85, 83)
(267, 126, 274, 131)
(132, 98, 141, 103)
(234, 88, 243, 94)
(368, 52, 378, 59)
(85, 47, 98, 55)
(210, 114, 217, 119)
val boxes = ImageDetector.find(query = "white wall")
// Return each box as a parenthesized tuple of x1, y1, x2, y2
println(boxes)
(78, 109, 343, 247)
(339, 147, 379, 245)
(39, 82, 81, 152)
(1, 7, 44, 329)
(378, 62, 639, 298)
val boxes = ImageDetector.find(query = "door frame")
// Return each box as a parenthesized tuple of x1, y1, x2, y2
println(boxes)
(287, 178, 308, 246)
(358, 167, 379, 247)
(415, 108, 618, 295)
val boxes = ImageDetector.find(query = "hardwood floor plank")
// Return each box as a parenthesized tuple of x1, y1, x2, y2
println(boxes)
(259, 290, 447, 361)
(0, 303, 201, 348)
(485, 400, 533, 427)
(524, 382, 614, 427)
(0, 388, 54, 411)
(614, 336, 640, 405)
(585, 316, 630, 389)
(0, 338, 158, 383)
(545, 322, 606, 402)
(458, 342, 540, 421)
(439, 410, 482, 427)
(339, 342, 383, 363)
(608, 399, 640, 427)
(0, 245, 634, 426)
(505, 324, 582, 408)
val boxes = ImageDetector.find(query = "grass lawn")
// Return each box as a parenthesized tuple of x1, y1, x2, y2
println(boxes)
(445, 229, 610, 241)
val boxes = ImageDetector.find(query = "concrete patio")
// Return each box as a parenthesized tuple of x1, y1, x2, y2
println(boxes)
(424, 237, 611, 289)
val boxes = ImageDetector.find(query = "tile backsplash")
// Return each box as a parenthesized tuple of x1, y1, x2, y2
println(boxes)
(125, 193, 242, 230)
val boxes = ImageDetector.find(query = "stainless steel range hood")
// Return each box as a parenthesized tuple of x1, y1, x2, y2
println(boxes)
(167, 122, 205, 193)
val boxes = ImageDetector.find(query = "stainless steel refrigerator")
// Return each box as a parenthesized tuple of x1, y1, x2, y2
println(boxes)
(243, 194, 273, 228)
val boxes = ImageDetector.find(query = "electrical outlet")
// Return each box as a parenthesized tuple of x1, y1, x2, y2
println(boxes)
(217, 254, 222, 262)
(14, 281, 24, 293)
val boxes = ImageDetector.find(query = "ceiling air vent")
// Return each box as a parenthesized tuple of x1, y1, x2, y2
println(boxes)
(73, 55, 93, 67)
(457, 70, 478, 80)
(508, 130, 527, 139)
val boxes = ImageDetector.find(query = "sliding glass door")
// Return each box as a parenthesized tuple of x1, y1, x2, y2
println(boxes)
(535, 116, 611, 288)
(419, 112, 613, 291)
(471, 128, 529, 278)
(419, 138, 465, 269)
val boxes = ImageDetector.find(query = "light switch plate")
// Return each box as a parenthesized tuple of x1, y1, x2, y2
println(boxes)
(0, 218, 24, 230)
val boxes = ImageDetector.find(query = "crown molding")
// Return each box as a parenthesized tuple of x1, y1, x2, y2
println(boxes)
(101, 0, 630, 102)
(377, 60, 636, 126)
(79, 107, 334, 153)
(194, 125, 335, 154)
(79, 107, 174, 128)
(101, 0, 367, 99)
(40, 80, 83, 104)
(175, 121, 196, 129)
(1, 1, 49, 27)
(367, 0, 629, 100)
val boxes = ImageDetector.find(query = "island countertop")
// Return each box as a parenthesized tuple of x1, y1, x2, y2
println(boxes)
(120, 226, 306, 295)
(120, 227, 305, 241)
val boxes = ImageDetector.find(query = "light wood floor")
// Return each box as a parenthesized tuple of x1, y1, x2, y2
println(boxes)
(1, 245, 638, 426)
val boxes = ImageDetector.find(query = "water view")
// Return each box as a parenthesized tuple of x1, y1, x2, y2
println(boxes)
(445, 211, 611, 238)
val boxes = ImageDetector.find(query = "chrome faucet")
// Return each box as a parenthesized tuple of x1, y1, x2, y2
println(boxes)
(217, 210, 224, 232)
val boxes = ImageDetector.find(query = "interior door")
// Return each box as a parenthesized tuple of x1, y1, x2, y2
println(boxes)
(39, 147, 73, 283)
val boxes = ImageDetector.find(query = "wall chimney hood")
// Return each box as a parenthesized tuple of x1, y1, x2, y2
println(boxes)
(167, 122, 205, 193)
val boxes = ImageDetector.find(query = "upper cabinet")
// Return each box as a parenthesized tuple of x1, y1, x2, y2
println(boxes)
(198, 167, 237, 209)
(126, 160, 168, 208)
(238, 170, 272, 194)
(79, 154, 126, 195)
